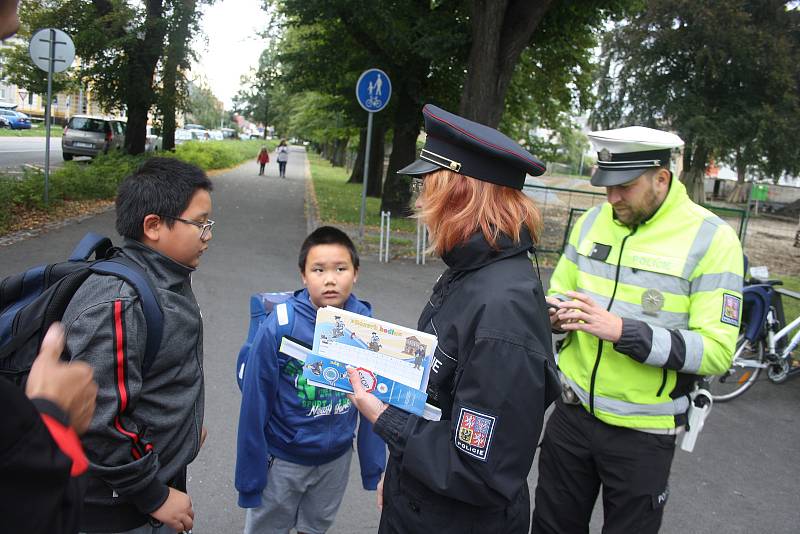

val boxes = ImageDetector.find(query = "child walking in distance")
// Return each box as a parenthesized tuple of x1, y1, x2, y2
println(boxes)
(236, 226, 386, 534)
(276, 139, 289, 178)
(62, 157, 213, 533)
(257, 146, 270, 176)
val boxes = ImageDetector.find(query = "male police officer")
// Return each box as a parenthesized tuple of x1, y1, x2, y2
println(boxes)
(531, 127, 743, 534)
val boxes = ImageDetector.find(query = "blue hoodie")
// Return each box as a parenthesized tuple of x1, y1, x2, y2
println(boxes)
(235, 289, 386, 508)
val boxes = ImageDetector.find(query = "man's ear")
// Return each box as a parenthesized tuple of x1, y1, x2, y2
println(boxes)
(655, 167, 671, 186)
(142, 214, 162, 242)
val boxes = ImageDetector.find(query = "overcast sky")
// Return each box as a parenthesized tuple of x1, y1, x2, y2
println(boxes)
(191, 0, 270, 109)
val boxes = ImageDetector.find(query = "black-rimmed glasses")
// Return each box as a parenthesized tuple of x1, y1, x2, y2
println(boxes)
(162, 215, 215, 240)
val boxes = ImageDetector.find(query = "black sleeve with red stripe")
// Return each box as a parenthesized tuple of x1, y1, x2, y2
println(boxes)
(0, 380, 87, 534)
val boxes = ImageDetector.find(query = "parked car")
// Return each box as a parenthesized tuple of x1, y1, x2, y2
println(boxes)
(220, 127, 238, 140)
(0, 108, 32, 129)
(175, 128, 199, 145)
(61, 115, 126, 160)
(145, 126, 163, 152)
(208, 129, 224, 141)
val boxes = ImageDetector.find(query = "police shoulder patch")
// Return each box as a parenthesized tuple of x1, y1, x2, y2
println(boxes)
(454, 406, 497, 462)
(721, 293, 742, 327)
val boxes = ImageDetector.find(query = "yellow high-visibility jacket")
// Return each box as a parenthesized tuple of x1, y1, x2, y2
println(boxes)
(550, 179, 743, 429)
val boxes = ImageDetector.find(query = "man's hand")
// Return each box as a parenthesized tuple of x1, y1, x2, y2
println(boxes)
(556, 291, 623, 343)
(546, 296, 567, 331)
(25, 322, 98, 434)
(346, 368, 387, 424)
(151, 487, 194, 532)
(200, 425, 208, 449)
(376, 473, 385, 510)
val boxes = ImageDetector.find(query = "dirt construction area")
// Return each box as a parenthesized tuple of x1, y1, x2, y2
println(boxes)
(742, 216, 800, 276)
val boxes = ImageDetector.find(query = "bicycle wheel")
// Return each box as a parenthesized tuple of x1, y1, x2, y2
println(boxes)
(708, 333, 764, 402)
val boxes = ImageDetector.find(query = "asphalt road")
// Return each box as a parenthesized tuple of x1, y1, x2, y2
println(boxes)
(0, 135, 65, 169)
(1, 147, 798, 533)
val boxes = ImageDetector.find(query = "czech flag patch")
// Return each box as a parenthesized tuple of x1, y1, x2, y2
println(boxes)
(721, 293, 742, 327)
(454, 406, 497, 462)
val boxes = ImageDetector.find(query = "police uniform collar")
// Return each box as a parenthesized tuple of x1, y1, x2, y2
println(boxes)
(441, 227, 534, 271)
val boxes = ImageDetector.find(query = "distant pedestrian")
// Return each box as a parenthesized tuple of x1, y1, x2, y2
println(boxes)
(257, 146, 269, 176)
(277, 140, 289, 178)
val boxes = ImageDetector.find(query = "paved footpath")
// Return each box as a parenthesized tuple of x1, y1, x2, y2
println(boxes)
(1, 146, 798, 533)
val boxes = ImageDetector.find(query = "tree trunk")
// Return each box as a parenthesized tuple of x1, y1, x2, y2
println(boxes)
(331, 138, 348, 167)
(348, 128, 367, 184)
(366, 124, 385, 198)
(726, 149, 750, 203)
(347, 125, 385, 196)
(124, 0, 166, 155)
(458, 0, 553, 126)
(679, 141, 708, 204)
(381, 90, 423, 217)
(262, 100, 269, 139)
(161, 0, 195, 152)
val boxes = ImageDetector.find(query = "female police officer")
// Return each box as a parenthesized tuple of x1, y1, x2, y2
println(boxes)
(348, 104, 560, 533)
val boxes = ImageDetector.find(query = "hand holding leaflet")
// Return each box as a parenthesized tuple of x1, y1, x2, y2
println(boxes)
(278, 306, 442, 420)
(346, 368, 388, 424)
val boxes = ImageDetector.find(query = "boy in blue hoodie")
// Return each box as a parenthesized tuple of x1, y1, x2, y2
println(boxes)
(236, 226, 386, 534)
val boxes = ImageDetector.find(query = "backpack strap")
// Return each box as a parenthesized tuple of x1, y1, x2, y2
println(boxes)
(273, 300, 294, 350)
(91, 258, 163, 376)
(69, 232, 114, 262)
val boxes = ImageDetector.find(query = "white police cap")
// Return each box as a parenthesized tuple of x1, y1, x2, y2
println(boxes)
(588, 126, 684, 187)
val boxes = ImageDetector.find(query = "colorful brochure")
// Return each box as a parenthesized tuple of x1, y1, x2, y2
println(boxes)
(282, 306, 441, 420)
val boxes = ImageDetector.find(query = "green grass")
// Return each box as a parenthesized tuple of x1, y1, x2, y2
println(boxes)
(307, 152, 416, 232)
(0, 126, 61, 137)
(777, 274, 800, 325)
(0, 139, 275, 235)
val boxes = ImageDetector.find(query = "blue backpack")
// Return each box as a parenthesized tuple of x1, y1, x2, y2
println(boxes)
(0, 232, 163, 385)
(236, 291, 296, 390)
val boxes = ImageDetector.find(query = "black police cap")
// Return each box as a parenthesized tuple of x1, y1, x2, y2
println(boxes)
(398, 104, 546, 190)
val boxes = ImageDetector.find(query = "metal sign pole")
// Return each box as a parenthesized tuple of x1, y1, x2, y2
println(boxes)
(358, 111, 374, 240)
(44, 28, 55, 207)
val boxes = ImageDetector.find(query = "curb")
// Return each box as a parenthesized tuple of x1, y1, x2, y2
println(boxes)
(303, 149, 320, 234)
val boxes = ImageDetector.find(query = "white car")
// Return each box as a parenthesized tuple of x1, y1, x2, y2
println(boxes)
(145, 126, 163, 152)
(175, 128, 196, 145)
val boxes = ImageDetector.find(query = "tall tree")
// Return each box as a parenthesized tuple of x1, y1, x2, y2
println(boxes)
(161, 0, 198, 151)
(458, 0, 554, 126)
(94, 0, 167, 154)
(593, 0, 800, 202)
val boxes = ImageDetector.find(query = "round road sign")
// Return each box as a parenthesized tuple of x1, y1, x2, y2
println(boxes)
(355, 69, 392, 113)
(29, 28, 75, 73)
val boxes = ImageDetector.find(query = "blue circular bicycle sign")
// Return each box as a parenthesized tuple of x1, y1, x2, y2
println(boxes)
(356, 68, 391, 112)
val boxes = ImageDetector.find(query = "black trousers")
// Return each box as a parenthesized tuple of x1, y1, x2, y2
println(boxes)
(531, 401, 676, 534)
(378, 458, 530, 534)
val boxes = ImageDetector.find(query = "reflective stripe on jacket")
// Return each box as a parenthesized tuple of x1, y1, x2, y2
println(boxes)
(549, 179, 743, 429)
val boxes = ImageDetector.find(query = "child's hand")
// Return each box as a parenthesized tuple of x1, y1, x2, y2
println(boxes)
(151, 487, 193, 532)
(377, 473, 385, 510)
(346, 368, 387, 424)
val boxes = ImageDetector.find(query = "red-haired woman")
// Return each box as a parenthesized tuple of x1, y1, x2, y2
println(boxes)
(347, 105, 560, 533)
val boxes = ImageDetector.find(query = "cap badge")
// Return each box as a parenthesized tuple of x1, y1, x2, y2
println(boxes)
(641, 288, 664, 315)
(599, 148, 612, 162)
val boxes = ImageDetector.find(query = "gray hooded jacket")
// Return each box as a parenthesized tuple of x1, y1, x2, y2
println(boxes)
(62, 239, 204, 532)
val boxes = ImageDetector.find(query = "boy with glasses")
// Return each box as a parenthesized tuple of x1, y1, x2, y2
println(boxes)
(62, 157, 214, 533)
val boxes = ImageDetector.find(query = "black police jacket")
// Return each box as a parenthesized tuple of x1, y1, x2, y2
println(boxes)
(374, 227, 560, 509)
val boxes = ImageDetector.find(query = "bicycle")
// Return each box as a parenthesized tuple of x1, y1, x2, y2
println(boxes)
(708, 271, 800, 402)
